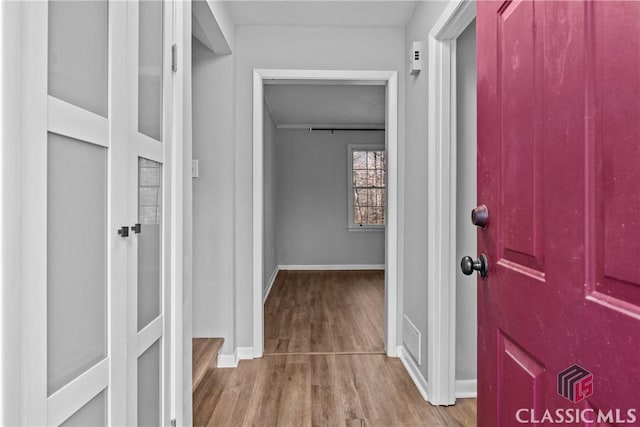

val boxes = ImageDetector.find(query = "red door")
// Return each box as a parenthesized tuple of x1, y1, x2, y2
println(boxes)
(476, 1, 640, 425)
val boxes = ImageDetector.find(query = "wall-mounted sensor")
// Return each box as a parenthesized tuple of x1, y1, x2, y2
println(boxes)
(192, 159, 199, 179)
(410, 41, 422, 75)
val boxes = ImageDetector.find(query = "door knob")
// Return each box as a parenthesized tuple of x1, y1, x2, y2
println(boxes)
(131, 223, 141, 234)
(471, 205, 489, 228)
(461, 254, 489, 277)
(117, 226, 129, 237)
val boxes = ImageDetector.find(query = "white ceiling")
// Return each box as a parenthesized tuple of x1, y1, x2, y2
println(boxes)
(264, 84, 385, 128)
(228, 1, 418, 27)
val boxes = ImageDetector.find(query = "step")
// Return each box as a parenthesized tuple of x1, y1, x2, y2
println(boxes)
(192, 338, 224, 392)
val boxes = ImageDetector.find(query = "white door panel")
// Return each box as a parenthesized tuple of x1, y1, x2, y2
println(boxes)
(128, 0, 173, 425)
(20, 1, 174, 425)
(45, 1, 112, 424)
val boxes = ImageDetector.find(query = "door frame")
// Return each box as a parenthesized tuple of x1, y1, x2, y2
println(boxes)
(251, 69, 399, 358)
(426, 0, 476, 406)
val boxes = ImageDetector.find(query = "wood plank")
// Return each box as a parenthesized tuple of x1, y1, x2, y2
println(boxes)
(264, 270, 385, 354)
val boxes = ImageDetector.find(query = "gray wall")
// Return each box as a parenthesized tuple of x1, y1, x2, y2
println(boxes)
(192, 37, 236, 353)
(275, 130, 385, 267)
(234, 25, 406, 347)
(192, 8, 478, 387)
(403, 1, 449, 378)
(455, 20, 478, 382)
(263, 104, 278, 293)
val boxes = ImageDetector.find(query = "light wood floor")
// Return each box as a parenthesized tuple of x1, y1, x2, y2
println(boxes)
(193, 353, 477, 426)
(264, 270, 385, 354)
(193, 270, 477, 426)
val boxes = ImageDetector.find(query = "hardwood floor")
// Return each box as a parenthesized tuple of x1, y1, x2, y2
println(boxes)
(193, 270, 477, 426)
(193, 338, 224, 391)
(193, 353, 476, 426)
(264, 270, 385, 354)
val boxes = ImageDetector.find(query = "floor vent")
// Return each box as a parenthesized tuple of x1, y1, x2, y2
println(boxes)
(403, 315, 421, 365)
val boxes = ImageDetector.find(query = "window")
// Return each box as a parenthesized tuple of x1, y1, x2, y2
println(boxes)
(348, 145, 386, 229)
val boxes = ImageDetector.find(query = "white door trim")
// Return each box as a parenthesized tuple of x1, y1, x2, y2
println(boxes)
(252, 69, 399, 358)
(426, 0, 476, 405)
(170, 1, 191, 425)
(19, 2, 48, 424)
(1, 1, 27, 424)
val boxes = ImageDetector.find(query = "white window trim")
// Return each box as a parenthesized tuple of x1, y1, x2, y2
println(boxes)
(347, 143, 386, 231)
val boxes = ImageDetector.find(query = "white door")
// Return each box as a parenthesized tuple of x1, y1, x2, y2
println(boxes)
(127, 0, 173, 425)
(20, 1, 174, 425)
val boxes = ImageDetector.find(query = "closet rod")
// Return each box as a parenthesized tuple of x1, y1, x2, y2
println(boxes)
(307, 127, 385, 132)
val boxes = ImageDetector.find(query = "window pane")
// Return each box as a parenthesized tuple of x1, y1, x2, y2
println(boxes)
(373, 170, 385, 187)
(368, 207, 385, 225)
(376, 151, 386, 169)
(47, 133, 107, 395)
(370, 189, 385, 207)
(138, 158, 162, 331)
(354, 188, 368, 205)
(139, 187, 159, 206)
(138, 340, 160, 427)
(353, 151, 367, 170)
(367, 151, 381, 169)
(353, 170, 368, 187)
(354, 207, 363, 224)
(60, 389, 106, 427)
(140, 163, 161, 187)
(48, 0, 108, 117)
(138, 0, 163, 141)
(365, 170, 375, 187)
(355, 207, 368, 224)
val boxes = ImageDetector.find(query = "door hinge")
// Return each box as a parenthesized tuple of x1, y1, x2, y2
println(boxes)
(171, 419, 177, 427)
(171, 44, 178, 72)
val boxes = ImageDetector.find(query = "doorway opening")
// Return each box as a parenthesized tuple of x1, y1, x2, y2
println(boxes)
(261, 82, 387, 354)
(252, 70, 400, 358)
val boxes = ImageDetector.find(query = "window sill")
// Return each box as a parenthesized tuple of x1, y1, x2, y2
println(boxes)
(347, 226, 385, 232)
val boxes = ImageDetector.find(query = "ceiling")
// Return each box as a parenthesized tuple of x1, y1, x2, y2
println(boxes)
(228, 1, 418, 27)
(264, 84, 385, 128)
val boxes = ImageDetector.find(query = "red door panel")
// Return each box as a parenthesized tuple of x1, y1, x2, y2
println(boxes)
(477, 1, 640, 425)
(499, 0, 545, 274)
(497, 333, 545, 426)
(592, 2, 640, 308)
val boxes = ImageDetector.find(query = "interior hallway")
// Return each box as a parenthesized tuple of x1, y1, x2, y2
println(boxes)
(193, 271, 476, 425)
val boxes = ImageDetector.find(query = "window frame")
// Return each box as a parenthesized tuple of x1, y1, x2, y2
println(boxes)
(347, 143, 386, 231)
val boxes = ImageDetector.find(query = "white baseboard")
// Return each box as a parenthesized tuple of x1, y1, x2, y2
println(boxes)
(455, 379, 477, 398)
(217, 346, 254, 368)
(279, 264, 385, 271)
(217, 353, 237, 368)
(236, 346, 254, 361)
(263, 267, 279, 303)
(399, 345, 430, 402)
(386, 345, 399, 357)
